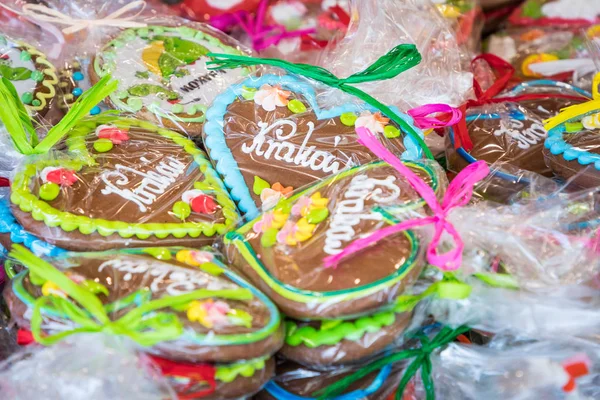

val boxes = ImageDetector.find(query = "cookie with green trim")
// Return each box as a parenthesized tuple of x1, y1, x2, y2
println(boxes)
(9, 116, 240, 251)
(0, 33, 59, 117)
(224, 160, 443, 320)
(90, 25, 250, 136)
(4, 246, 283, 399)
(203, 74, 425, 220)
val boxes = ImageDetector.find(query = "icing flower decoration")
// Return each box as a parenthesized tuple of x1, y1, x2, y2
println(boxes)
(520, 29, 546, 42)
(354, 111, 390, 134)
(291, 192, 329, 216)
(254, 84, 291, 111)
(582, 113, 600, 129)
(276, 218, 316, 245)
(521, 53, 559, 77)
(253, 209, 289, 234)
(95, 124, 130, 144)
(176, 249, 214, 266)
(260, 188, 283, 211)
(40, 167, 78, 186)
(182, 189, 218, 214)
(187, 299, 231, 329)
(271, 182, 293, 195)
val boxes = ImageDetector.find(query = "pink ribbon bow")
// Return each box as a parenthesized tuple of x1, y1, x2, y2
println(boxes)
(210, 0, 316, 52)
(323, 126, 490, 271)
(407, 104, 462, 130)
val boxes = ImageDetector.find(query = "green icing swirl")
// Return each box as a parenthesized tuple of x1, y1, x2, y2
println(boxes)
(10, 116, 239, 240)
(215, 356, 267, 383)
(285, 310, 398, 348)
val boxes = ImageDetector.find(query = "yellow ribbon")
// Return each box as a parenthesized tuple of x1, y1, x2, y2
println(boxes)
(1, 1, 147, 34)
(544, 72, 600, 132)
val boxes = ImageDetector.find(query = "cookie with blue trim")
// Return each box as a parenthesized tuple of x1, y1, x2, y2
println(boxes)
(203, 74, 424, 220)
(4, 246, 283, 399)
(90, 25, 250, 136)
(0, 33, 59, 117)
(544, 110, 600, 188)
(9, 116, 240, 251)
(256, 360, 403, 400)
(223, 160, 442, 320)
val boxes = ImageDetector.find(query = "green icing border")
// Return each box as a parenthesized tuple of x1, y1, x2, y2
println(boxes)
(93, 26, 248, 123)
(215, 356, 268, 383)
(10, 116, 240, 240)
(224, 161, 440, 304)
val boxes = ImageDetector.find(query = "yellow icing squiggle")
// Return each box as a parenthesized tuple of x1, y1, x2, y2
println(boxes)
(18, 42, 58, 112)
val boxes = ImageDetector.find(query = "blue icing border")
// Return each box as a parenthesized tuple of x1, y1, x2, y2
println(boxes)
(507, 79, 592, 98)
(204, 74, 424, 220)
(263, 363, 392, 400)
(0, 200, 66, 257)
(545, 107, 600, 171)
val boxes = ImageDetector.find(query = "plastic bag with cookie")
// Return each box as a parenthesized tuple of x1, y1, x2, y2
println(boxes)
(543, 76, 600, 188)
(4, 245, 284, 400)
(11, 0, 255, 140)
(0, 77, 241, 253)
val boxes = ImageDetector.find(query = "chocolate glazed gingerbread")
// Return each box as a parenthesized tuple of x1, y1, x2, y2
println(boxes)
(4, 252, 283, 363)
(447, 105, 551, 175)
(221, 94, 407, 210)
(11, 121, 238, 251)
(225, 163, 435, 320)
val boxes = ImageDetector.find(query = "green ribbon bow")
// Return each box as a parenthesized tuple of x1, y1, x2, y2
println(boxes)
(0, 74, 117, 155)
(10, 245, 253, 346)
(206, 44, 434, 160)
(314, 325, 470, 400)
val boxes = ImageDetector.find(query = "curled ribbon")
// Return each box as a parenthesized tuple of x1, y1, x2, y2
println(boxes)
(323, 127, 489, 271)
(9, 245, 253, 346)
(407, 104, 462, 130)
(209, 0, 316, 52)
(1, 1, 147, 34)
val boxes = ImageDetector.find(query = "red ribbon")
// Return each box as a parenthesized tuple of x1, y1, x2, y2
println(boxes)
(0, 177, 9, 187)
(149, 355, 217, 399)
(452, 53, 588, 151)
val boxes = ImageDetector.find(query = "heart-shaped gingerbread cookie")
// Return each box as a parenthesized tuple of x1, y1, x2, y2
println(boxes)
(224, 160, 443, 320)
(204, 74, 424, 219)
(10, 116, 239, 251)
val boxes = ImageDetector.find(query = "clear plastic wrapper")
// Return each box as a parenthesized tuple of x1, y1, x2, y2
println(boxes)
(508, 0, 600, 28)
(202, 72, 428, 220)
(317, 0, 474, 110)
(486, 26, 597, 83)
(433, 0, 484, 53)
(428, 340, 600, 399)
(0, 334, 177, 400)
(4, 245, 284, 399)
(222, 159, 447, 321)
(8, 114, 241, 252)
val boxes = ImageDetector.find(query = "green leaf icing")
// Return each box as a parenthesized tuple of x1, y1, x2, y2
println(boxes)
(0, 65, 32, 81)
(128, 84, 179, 100)
(253, 176, 271, 195)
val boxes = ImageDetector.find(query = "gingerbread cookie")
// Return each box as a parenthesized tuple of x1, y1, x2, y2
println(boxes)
(256, 360, 403, 400)
(447, 105, 552, 176)
(0, 33, 58, 117)
(204, 74, 424, 219)
(5, 246, 283, 399)
(10, 116, 239, 251)
(544, 109, 600, 188)
(91, 26, 249, 135)
(223, 160, 442, 320)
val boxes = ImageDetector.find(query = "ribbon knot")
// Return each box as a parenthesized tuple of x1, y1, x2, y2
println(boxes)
(1, 1, 147, 34)
(323, 126, 489, 272)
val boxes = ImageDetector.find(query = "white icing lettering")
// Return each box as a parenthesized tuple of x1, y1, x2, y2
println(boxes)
(100, 156, 186, 212)
(493, 118, 547, 150)
(323, 175, 402, 255)
(241, 120, 342, 173)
